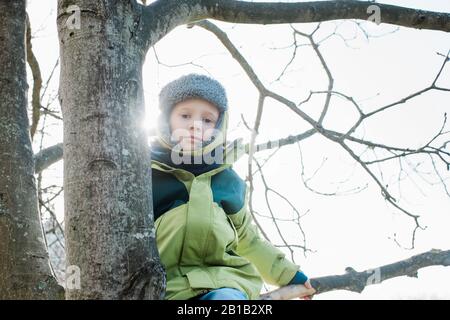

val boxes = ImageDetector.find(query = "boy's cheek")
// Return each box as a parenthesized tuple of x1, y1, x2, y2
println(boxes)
(203, 127, 221, 141)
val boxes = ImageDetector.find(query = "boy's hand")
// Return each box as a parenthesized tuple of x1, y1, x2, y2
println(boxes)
(287, 271, 315, 300)
(259, 278, 316, 300)
(300, 280, 315, 300)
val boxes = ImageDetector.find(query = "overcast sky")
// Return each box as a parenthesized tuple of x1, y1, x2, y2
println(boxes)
(27, 0, 450, 299)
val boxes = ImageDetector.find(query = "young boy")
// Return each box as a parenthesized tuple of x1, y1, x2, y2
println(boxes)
(150, 73, 313, 300)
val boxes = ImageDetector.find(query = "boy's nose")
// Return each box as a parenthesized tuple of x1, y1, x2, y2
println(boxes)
(189, 119, 203, 132)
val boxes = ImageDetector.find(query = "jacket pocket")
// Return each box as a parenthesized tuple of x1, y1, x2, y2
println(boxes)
(185, 268, 215, 289)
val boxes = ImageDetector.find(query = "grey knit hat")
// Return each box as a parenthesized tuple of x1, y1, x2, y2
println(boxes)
(158, 73, 228, 113)
(155, 73, 229, 157)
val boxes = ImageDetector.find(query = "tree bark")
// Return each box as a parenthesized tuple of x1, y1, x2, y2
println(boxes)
(0, 0, 63, 299)
(57, 0, 165, 299)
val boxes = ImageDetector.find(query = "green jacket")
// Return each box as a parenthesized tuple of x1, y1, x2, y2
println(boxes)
(151, 158, 301, 300)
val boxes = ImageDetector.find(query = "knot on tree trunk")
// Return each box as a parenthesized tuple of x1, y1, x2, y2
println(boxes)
(119, 259, 166, 300)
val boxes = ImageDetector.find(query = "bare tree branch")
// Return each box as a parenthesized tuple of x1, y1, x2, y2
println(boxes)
(141, 0, 450, 49)
(38, 198, 65, 249)
(34, 143, 63, 174)
(261, 249, 450, 299)
(291, 24, 334, 125)
(240, 113, 311, 256)
(297, 142, 368, 196)
(26, 14, 43, 140)
(192, 19, 450, 248)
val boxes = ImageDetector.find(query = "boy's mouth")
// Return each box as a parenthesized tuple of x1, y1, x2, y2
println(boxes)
(188, 136, 202, 142)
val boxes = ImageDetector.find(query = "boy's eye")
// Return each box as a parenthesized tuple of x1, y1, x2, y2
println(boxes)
(181, 114, 190, 119)
(203, 118, 214, 124)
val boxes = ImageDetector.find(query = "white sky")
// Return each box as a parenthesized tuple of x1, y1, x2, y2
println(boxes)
(27, 0, 450, 299)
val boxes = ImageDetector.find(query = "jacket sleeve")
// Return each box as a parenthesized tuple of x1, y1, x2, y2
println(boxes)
(227, 185, 302, 287)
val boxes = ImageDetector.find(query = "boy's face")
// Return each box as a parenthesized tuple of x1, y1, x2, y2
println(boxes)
(169, 98, 220, 151)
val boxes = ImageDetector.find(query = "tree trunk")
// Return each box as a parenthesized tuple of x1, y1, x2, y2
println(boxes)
(57, 0, 165, 299)
(0, 0, 63, 299)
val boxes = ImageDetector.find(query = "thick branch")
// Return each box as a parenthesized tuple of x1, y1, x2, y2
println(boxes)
(34, 143, 63, 174)
(202, 0, 450, 32)
(35, 129, 316, 174)
(26, 14, 42, 140)
(261, 249, 450, 299)
(248, 129, 317, 154)
(141, 0, 450, 49)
